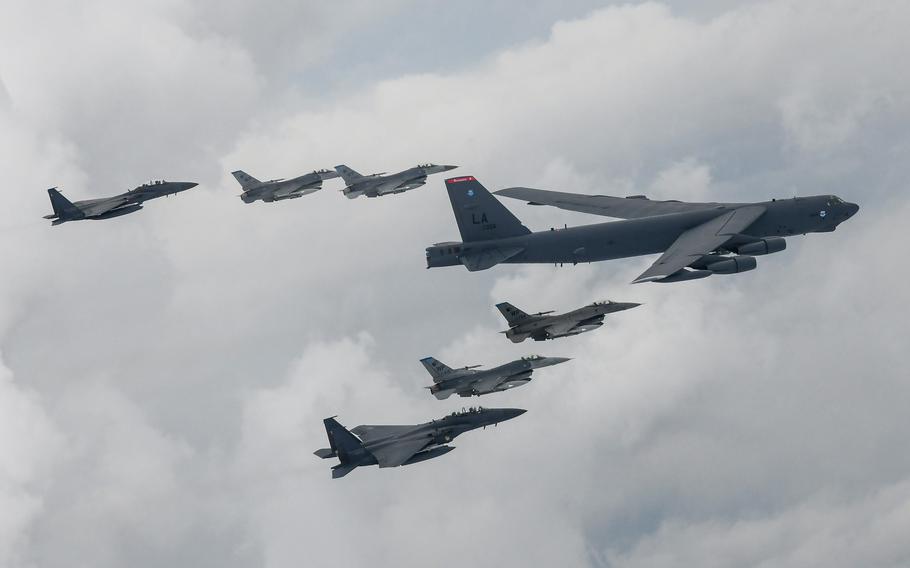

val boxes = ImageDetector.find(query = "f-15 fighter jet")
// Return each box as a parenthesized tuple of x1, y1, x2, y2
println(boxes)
(335, 163, 457, 198)
(314, 407, 526, 478)
(497, 300, 641, 342)
(425, 176, 858, 283)
(420, 355, 570, 399)
(231, 169, 339, 203)
(43, 180, 198, 225)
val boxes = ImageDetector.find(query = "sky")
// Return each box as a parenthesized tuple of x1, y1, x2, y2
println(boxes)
(0, 1, 909, 566)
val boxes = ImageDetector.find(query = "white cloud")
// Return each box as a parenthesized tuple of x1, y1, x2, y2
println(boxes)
(1, 1, 909, 566)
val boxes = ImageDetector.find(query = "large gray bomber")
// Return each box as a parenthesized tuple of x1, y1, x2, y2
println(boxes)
(497, 300, 640, 342)
(232, 169, 340, 203)
(335, 163, 457, 198)
(315, 407, 526, 479)
(44, 181, 198, 225)
(421, 355, 570, 399)
(426, 176, 859, 283)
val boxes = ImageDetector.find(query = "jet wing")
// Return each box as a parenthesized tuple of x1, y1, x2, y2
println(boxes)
(370, 436, 433, 468)
(469, 373, 507, 394)
(543, 319, 582, 337)
(633, 205, 766, 283)
(495, 187, 730, 219)
(350, 425, 418, 443)
(77, 195, 132, 216)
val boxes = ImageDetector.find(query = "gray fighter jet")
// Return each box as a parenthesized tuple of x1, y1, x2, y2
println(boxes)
(231, 169, 339, 203)
(421, 355, 570, 399)
(43, 181, 198, 225)
(314, 406, 525, 478)
(497, 300, 640, 342)
(425, 176, 859, 283)
(335, 163, 458, 198)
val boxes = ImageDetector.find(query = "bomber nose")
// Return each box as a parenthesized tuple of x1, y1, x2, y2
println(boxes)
(845, 202, 859, 218)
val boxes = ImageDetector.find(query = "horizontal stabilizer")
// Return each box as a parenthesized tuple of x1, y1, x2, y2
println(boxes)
(460, 246, 524, 271)
(331, 464, 357, 479)
(314, 448, 335, 459)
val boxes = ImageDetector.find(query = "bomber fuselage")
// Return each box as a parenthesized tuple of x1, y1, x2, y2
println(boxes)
(427, 195, 858, 268)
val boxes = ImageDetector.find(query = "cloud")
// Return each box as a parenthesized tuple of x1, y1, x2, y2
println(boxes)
(1, 1, 909, 567)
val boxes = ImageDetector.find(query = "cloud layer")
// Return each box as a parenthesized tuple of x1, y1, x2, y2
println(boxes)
(1, 1, 909, 566)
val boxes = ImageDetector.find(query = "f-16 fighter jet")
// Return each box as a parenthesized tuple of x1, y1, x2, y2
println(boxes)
(231, 169, 339, 203)
(425, 176, 858, 283)
(314, 406, 526, 478)
(43, 180, 198, 225)
(420, 355, 570, 399)
(335, 163, 458, 198)
(497, 300, 641, 342)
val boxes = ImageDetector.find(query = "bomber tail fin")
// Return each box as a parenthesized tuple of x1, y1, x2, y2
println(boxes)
(445, 176, 531, 242)
(231, 170, 261, 190)
(496, 302, 532, 326)
(46, 188, 82, 222)
(334, 165, 364, 185)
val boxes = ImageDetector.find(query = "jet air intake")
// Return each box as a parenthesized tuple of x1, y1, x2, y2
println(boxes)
(736, 237, 786, 256)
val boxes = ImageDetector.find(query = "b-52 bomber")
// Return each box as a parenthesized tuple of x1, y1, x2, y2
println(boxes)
(497, 300, 641, 342)
(314, 407, 526, 478)
(335, 163, 457, 198)
(426, 176, 858, 283)
(44, 180, 199, 225)
(420, 355, 570, 399)
(231, 169, 339, 203)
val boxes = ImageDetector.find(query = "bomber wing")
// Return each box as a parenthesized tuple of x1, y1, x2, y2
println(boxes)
(495, 187, 732, 219)
(369, 436, 433, 468)
(633, 205, 766, 283)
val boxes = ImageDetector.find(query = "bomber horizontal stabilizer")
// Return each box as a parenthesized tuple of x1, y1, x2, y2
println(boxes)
(460, 247, 524, 272)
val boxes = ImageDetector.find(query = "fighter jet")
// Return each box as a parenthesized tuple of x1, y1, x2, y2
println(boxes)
(420, 355, 570, 399)
(497, 300, 640, 343)
(231, 169, 339, 203)
(425, 176, 859, 283)
(335, 163, 458, 198)
(314, 406, 526, 478)
(43, 180, 198, 225)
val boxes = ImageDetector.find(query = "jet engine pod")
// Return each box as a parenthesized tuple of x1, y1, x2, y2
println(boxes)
(402, 445, 455, 466)
(736, 237, 786, 256)
(706, 255, 757, 274)
(95, 203, 143, 219)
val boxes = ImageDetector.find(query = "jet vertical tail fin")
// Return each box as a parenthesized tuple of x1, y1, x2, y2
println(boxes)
(334, 165, 364, 185)
(322, 417, 365, 461)
(231, 170, 261, 190)
(419, 357, 455, 383)
(46, 188, 82, 221)
(496, 302, 533, 325)
(445, 176, 531, 242)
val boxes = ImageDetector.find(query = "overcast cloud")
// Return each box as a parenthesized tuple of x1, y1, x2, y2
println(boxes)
(1, 1, 909, 566)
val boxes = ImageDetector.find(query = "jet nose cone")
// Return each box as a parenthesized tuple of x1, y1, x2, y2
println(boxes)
(500, 408, 527, 421)
(176, 181, 199, 191)
(619, 302, 642, 310)
(536, 356, 571, 368)
(845, 202, 859, 218)
(442, 165, 459, 171)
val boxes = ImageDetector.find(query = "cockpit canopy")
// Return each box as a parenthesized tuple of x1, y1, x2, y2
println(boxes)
(521, 355, 543, 362)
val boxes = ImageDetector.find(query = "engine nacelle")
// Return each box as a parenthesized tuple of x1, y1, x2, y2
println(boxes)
(656, 269, 713, 283)
(706, 255, 757, 274)
(402, 445, 455, 466)
(95, 204, 143, 219)
(736, 237, 786, 256)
